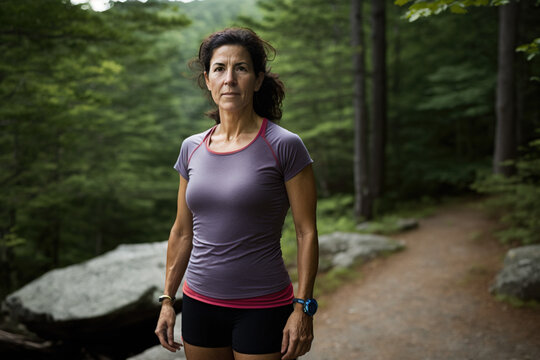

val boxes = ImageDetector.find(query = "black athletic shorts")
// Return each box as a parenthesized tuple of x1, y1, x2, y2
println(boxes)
(181, 293, 294, 354)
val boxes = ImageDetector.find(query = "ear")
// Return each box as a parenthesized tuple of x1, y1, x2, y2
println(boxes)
(204, 71, 211, 91)
(254, 72, 264, 92)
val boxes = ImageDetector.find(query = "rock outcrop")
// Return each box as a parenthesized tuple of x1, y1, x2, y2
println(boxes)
(491, 245, 540, 301)
(2, 241, 181, 358)
(2, 231, 406, 358)
(319, 232, 405, 271)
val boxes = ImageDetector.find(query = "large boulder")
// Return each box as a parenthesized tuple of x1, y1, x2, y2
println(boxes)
(2, 241, 181, 358)
(491, 245, 540, 301)
(319, 232, 405, 271)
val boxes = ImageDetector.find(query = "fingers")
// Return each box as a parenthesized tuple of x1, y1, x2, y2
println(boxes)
(281, 328, 298, 360)
(155, 315, 182, 352)
(155, 327, 178, 352)
(281, 323, 314, 359)
(155, 328, 180, 352)
(167, 323, 174, 346)
(282, 333, 312, 359)
(281, 329, 289, 355)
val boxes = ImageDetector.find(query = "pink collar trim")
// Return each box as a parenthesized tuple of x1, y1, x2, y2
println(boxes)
(205, 118, 268, 155)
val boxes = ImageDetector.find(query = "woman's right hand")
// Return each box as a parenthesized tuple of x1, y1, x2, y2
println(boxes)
(154, 302, 182, 352)
(156, 176, 191, 352)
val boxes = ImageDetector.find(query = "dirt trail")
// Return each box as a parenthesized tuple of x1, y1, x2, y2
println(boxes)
(304, 200, 540, 360)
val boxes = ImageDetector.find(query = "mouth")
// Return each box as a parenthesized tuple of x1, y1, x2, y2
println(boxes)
(222, 92, 240, 96)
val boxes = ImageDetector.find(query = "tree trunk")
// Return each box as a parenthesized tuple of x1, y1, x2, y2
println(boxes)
(390, 6, 402, 190)
(1, 126, 19, 292)
(515, 0, 525, 150)
(494, 0, 518, 176)
(351, 0, 372, 220)
(370, 0, 387, 197)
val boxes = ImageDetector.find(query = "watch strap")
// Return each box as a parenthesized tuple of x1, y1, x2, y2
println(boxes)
(158, 294, 175, 304)
(293, 297, 318, 316)
(293, 298, 306, 305)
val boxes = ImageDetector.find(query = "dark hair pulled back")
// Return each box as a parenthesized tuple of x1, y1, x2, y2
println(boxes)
(194, 27, 285, 123)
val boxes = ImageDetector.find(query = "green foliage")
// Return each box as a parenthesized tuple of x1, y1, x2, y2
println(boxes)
(248, 0, 539, 210)
(0, 0, 258, 297)
(517, 37, 540, 61)
(0, 0, 192, 296)
(315, 266, 360, 298)
(241, 0, 355, 196)
(248, 0, 499, 201)
(418, 64, 495, 117)
(281, 195, 357, 267)
(517, 36, 540, 82)
(280, 214, 297, 267)
(384, 5, 500, 203)
(316, 195, 358, 233)
(0, 228, 25, 249)
(358, 215, 409, 235)
(395, 0, 507, 21)
(395, 0, 540, 78)
(472, 134, 540, 245)
(2, 0, 540, 300)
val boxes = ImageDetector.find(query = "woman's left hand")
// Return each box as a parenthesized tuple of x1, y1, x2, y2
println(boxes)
(281, 307, 314, 359)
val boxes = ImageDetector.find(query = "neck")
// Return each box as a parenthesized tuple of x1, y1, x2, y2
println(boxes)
(218, 108, 262, 139)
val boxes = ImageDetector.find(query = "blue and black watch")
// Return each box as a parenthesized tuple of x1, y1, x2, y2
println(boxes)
(293, 298, 318, 316)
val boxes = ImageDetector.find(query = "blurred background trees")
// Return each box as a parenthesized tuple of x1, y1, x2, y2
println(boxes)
(1, 0, 539, 297)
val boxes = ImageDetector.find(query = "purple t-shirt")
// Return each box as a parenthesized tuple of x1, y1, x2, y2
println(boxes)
(174, 118, 313, 299)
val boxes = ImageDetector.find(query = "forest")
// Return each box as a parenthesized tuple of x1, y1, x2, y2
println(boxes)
(1, 0, 539, 300)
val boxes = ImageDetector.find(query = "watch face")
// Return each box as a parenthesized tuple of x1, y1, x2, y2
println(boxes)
(305, 299, 318, 316)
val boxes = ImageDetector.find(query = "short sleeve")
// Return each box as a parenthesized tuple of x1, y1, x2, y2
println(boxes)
(279, 133, 313, 182)
(172, 129, 212, 181)
(173, 140, 190, 180)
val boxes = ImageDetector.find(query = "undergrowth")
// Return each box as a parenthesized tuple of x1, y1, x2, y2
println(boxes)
(494, 294, 540, 309)
(471, 132, 540, 246)
(281, 193, 453, 266)
(314, 267, 361, 309)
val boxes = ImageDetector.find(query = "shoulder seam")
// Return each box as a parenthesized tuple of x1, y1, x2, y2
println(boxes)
(187, 128, 213, 167)
(261, 120, 281, 170)
(262, 136, 281, 169)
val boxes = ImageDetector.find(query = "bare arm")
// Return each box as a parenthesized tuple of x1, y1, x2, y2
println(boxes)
(164, 175, 193, 299)
(281, 164, 319, 360)
(155, 175, 193, 352)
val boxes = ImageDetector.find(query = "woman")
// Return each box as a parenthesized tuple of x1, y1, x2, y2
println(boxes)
(155, 28, 318, 360)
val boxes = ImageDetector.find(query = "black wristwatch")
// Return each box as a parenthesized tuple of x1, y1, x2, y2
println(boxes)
(293, 298, 318, 316)
(158, 295, 176, 304)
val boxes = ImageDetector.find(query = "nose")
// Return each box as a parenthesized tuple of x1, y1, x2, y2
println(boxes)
(224, 68, 237, 86)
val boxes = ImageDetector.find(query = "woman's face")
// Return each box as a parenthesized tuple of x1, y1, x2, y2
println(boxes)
(204, 44, 264, 115)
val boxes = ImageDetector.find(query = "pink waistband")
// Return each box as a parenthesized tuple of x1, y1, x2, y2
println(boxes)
(182, 281, 294, 309)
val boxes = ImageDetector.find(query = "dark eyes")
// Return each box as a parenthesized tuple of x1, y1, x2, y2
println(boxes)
(212, 65, 248, 72)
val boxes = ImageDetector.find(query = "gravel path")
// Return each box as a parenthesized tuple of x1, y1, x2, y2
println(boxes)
(303, 200, 540, 360)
